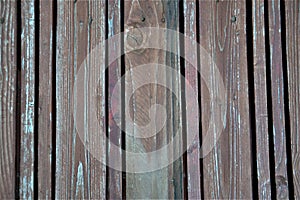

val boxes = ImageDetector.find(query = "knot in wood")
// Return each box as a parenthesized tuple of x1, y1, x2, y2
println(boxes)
(126, 28, 144, 49)
(275, 175, 288, 199)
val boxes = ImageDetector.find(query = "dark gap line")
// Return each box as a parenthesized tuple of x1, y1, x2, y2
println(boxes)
(178, 1, 187, 200)
(51, 0, 57, 199)
(33, 0, 40, 198)
(15, 0, 22, 199)
(195, 0, 204, 199)
(105, 0, 109, 198)
(245, 0, 259, 198)
(120, 0, 126, 199)
(264, 0, 277, 198)
(280, 0, 295, 198)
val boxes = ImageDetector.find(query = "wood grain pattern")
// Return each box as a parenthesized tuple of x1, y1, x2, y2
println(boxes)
(251, 0, 272, 198)
(267, 1, 290, 199)
(0, 0, 17, 198)
(1, 1, 299, 198)
(55, 1, 106, 198)
(199, 1, 252, 198)
(20, 0, 35, 198)
(164, 1, 184, 198)
(124, 0, 183, 198)
(285, 0, 300, 198)
(107, 0, 123, 198)
(184, 1, 201, 199)
(38, 0, 53, 198)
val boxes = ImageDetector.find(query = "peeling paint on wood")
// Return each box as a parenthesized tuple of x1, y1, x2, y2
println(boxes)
(55, 1, 106, 199)
(20, 0, 35, 199)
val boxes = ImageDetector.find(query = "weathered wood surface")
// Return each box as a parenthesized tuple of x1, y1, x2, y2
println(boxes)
(124, 0, 183, 199)
(0, 0, 299, 198)
(199, 1, 252, 198)
(20, 0, 36, 198)
(55, 1, 106, 199)
(38, 0, 53, 198)
(0, 0, 16, 198)
(107, 0, 123, 199)
(251, 0, 272, 198)
(285, 0, 300, 198)
(184, 1, 201, 199)
(267, 0, 289, 198)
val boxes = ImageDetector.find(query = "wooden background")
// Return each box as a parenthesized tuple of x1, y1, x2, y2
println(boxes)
(0, 0, 299, 199)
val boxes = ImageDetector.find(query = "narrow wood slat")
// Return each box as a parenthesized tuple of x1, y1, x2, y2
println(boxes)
(88, 1, 107, 199)
(252, 0, 272, 198)
(0, 0, 17, 198)
(38, 0, 53, 198)
(184, 0, 201, 199)
(164, 1, 184, 198)
(20, 0, 35, 198)
(55, 1, 106, 198)
(124, 0, 183, 198)
(285, 0, 300, 198)
(267, 1, 290, 198)
(107, 0, 123, 198)
(199, 1, 252, 198)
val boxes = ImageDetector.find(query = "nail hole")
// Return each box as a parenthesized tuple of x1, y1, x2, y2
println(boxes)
(141, 16, 145, 22)
(231, 15, 237, 23)
(161, 18, 165, 23)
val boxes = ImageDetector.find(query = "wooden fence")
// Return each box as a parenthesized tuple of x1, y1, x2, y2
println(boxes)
(0, 0, 299, 199)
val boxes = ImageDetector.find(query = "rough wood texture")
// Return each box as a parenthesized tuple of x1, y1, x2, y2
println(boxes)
(55, 1, 106, 198)
(0, 0, 17, 198)
(20, 0, 35, 198)
(107, 0, 123, 198)
(124, 0, 183, 199)
(199, 1, 252, 198)
(267, 1, 289, 198)
(184, 1, 201, 199)
(285, 0, 300, 198)
(252, 0, 272, 198)
(38, 0, 53, 198)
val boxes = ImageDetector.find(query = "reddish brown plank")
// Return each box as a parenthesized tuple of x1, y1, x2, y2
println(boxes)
(88, 1, 107, 198)
(267, 1, 290, 198)
(184, 0, 201, 199)
(107, 0, 123, 198)
(0, 0, 17, 198)
(55, 1, 106, 198)
(38, 0, 53, 198)
(199, 1, 252, 198)
(251, 0, 272, 198)
(20, 0, 35, 198)
(285, 0, 300, 198)
(124, 0, 183, 198)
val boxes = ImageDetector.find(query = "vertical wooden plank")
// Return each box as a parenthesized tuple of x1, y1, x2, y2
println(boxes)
(199, 1, 252, 198)
(164, 1, 184, 198)
(251, 0, 272, 198)
(20, 0, 35, 198)
(184, 0, 201, 199)
(0, 0, 17, 198)
(267, 1, 289, 198)
(55, 1, 106, 198)
(285, 0, 300, 198)
(107, 0, 122, 198)
(124, 0, 183, 198)
(38, 0, 53, 198)
(88, 1, 107, 199)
